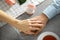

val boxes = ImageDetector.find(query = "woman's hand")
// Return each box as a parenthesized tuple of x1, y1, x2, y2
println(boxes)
(14, 20, 40, 35)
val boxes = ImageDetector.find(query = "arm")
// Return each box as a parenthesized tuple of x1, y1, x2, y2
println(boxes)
(0, 10, 26, 31)
(0, 10, 18, 25)
(0, 10, 39, 35)
(28, 0, 60, 35)
(43, 0, 60, 19)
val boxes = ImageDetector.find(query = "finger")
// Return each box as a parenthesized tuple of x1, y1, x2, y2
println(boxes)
(27, 18, 37, 21)
(29, 24, 43, 27)
(30, 19, 37, 21)
(24, 31, 35, 35)
(30, 27, 40, 33)
(29, 27, 40, 33)
(30, 27, 40, 30)
(29, 21, 42, 24)
(31, 30, 39, 34)
(24, 27, 40, 35)
(23, 27, 40, 34)
(29, 24, 43, 28)
(30, 16, 40, 20)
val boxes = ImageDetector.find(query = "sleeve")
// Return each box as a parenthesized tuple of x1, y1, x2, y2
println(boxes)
(43, 0, 60, 19)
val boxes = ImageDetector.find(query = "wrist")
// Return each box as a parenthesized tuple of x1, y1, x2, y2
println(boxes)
(39, 13, 48, 21)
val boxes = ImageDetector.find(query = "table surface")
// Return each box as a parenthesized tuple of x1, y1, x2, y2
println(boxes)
(0, 0, 60, 40)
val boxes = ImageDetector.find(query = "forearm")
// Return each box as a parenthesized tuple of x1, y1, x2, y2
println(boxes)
(42, 0, 60, 19)
(40, 13, 48, 19)
(0, 10, 20, 27)
(0, 10, 30, 32)
(39, 13, 48, 22)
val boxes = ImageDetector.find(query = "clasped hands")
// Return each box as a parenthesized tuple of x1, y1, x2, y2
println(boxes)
(15, 14, 48, 35)
(0, 10, 48, 35)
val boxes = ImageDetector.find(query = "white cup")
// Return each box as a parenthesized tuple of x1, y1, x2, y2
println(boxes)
(37, 32, 60, 40)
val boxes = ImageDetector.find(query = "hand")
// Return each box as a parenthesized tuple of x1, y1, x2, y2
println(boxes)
(14, 20, 40, 35)
(0, 10, 48, 35)
(27, 13, 48, 35)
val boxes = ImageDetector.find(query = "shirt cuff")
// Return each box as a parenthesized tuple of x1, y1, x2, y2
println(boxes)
(43, 4, 57, 19)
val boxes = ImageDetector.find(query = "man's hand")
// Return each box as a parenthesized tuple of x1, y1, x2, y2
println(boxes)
(27, 13, 48, 35)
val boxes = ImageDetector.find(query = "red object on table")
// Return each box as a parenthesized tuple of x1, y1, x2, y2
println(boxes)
(43, 35, 57, 40)
(5, 0, 16, 6)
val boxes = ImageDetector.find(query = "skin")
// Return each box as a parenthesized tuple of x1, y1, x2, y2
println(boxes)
(10, 13, 48, 35)
(27, 13, 48, 35)
(5, 0, 49, 35)
(0, 10, 48, 35)
(13, 13, 48, 35)
(0, 10, 39, 35)
(0, 10, 48, 34)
